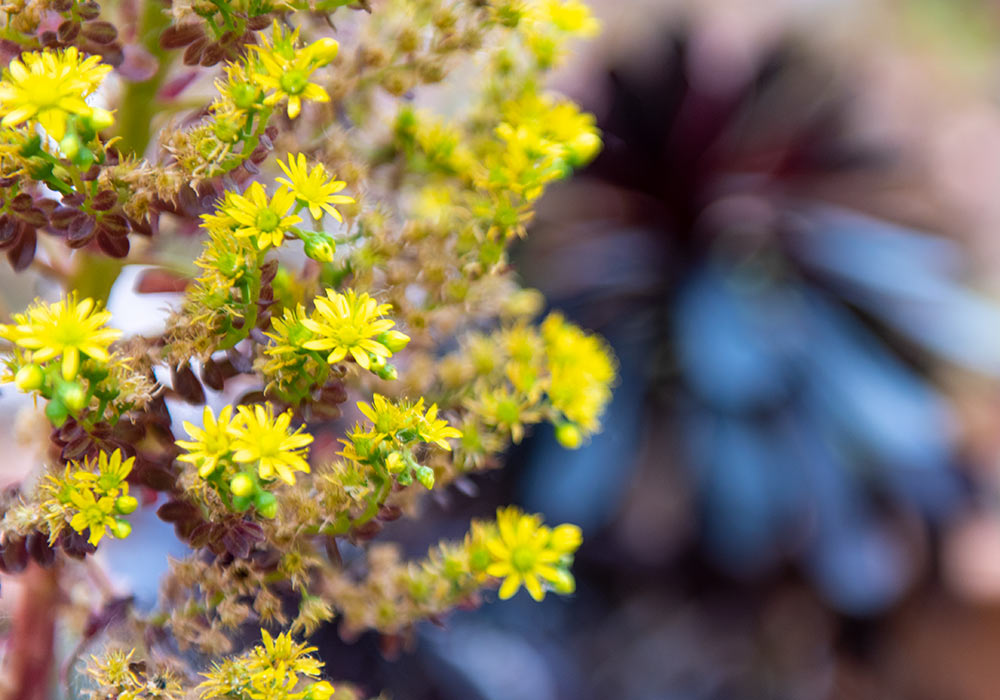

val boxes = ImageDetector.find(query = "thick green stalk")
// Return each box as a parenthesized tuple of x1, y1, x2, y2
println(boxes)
(117, 0, 173, 156)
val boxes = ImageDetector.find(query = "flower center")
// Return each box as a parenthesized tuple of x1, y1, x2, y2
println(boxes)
(280, 70, 308, 96)
(511, 546, 536, 573)
(496, 398, 519, 425)
(255, 209, 281, 233)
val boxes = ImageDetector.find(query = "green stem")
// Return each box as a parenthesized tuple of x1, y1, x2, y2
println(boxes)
(117, 0, 173, 156)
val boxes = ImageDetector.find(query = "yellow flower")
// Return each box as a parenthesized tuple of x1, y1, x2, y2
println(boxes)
(466, 386, 541, 444)
(263, 304, 315, 365)
(92, 449, 134, 495)
(301, 289, 404, 370)
(355, 394, 461, 450)
(87, 649, 138, 687)
(541, 312, 615, 434)
(532, 0, 600, 37)
(485, 507, 580, 601)
(1, 293, 122, 380)
(69, 488, 118, 546)
(357, 393, 413, 439)
(419, 403, 462, 450)
(249, 24, 335, 120)
(222, 182, 302, 250)
(176, 405, 239, 478)
(231, 404, 313, 485)
(0, 47, 112, 140)
(199, 628, 328, 700)
(276, 153, 355, 221)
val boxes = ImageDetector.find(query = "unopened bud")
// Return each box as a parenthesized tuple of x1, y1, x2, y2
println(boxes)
(306, 681, 336, 700)
(307, 38, 339, 65)
(58, 381, 87, 413)
(110, 518, 132, 539)
(301, 230, 336, 263)
(59, 132, 81, 159)
(14, 364, 44, 392)
(415, 465, 435, 490)
(254, 491, 278, 519)
(45, 397, 69, 427)
(230, 473, 255, 498)
(87, 107, 115, 132)
(554, 422, 582, 449)
(378, 330, 410, 354)
(115, 495, 138, 515)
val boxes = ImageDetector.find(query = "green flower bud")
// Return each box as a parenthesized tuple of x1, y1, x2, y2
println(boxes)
(254, 491, 278, 519)
(230, 473, 255, 498)
(45, 397, 69, 427)
(59, 132, 81, 160)
(375, 363, 398, 381)
(231, 494, 253, 512)
(110, 518, 132, 539)
(74, 145, 95, 168)
(385, 452, 405, 474)
(115, 495, 139, 515)
(469, 547, 490, 573)
(57, 381, 87, 413)
(87, 107, 115, 132)
(14, 364, 44, 392)
(554, 422, 582, 450)
(378, 330, 410, 353)
(301, 230, 336, 263)
(213, 118, 241, 143)
(307, 37, 339, 65)
(231, 82, 261, 110)
(415, 465, 435, 490)
(305, 681, 336, 700)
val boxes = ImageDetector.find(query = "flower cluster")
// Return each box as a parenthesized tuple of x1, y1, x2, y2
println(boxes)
(39, 449, 137, 546)
(166, 22, 339, 181)
(198, 629, 334, 700)
(203, 152, 352, 256)
(0, 294, 153, 429)
(174, 152, 353, 358)
(0, 1, 607, 697)
(177, 404, 314, 515)
(261, 290, 409, 401)
(340, 394, 461, 490)
(440, 311, 616, 462)
(86, 648, 183, 700)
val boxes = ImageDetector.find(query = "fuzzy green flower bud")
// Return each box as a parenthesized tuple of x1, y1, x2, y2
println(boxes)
(554, 422, 582, 449)
(415, 464, 435, 490)
(254, 491, 278, 519)
(300, 230, 336, 263)
(306, 681, 336, 700)
(115, 495, 139, 515)
(231, 494, 253, 512)
(231, 82, 261, 110)
(110, 518, 132, 539)
(375, 363, 398, 381)
(230, 473, 255, 498)
(45, 397, 69, 427)
(14, 364, 44, 392)
(59, 131, 81, 159)
(58, 381, 87, 413)
(307, 37, 339, 65)
(378, 330, 410, 353)
(87, 107, 115, 132)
